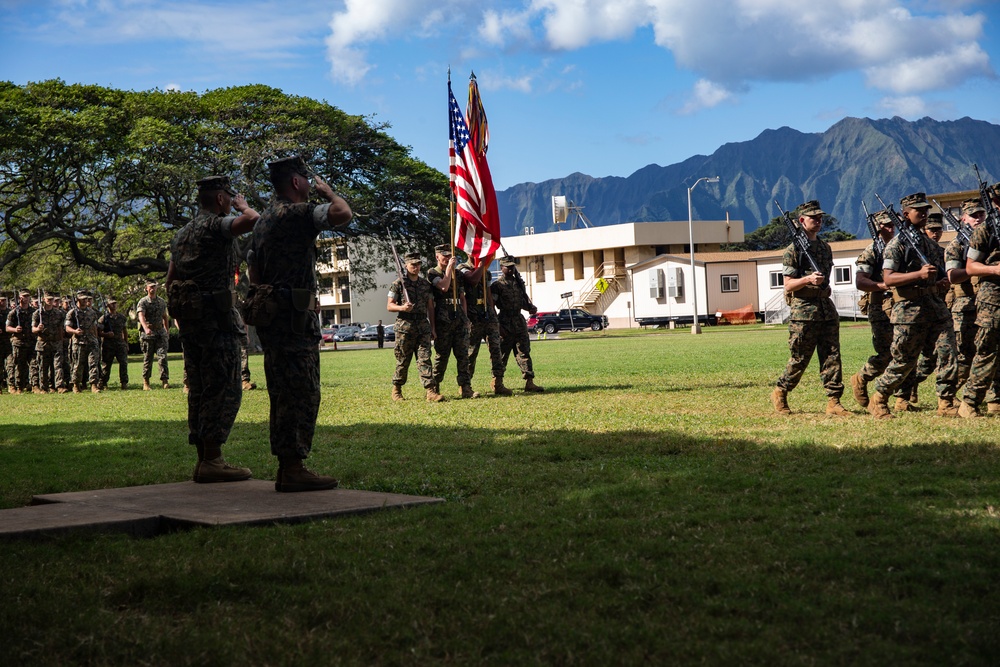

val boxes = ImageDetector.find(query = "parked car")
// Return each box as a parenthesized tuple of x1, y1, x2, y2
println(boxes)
(357, 325, 381, 341)
(526, 312, 554, 331)
(333, 325, 361, 342)
(321, 328, 337, 343)
(534, 309, 608, 334)
(383, 324, 395, 342)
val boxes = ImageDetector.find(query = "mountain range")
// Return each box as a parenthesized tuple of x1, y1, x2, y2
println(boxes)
(494, 116, 1000, 239)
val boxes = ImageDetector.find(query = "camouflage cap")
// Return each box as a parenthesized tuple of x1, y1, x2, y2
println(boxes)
(145, 278, 158, 287)
(925, 213, 943, 230)
(18, 289, 30, 298)
(434, 244, 452, 255)
(961, 198, 986, 216)
(196, 175, 237, 196)
(268, 155, 310, 181)
(991, 183, 1000, 199)
(43, 291, 58, 299)
(76, 289, 91, 300)
(499, 256, 518, 267)
(797, 200, 824, 218)
(874, 210, 894, 226)
(900, 192, 931, 209)
(403, 251, 422, 263)
(107, 297, 117, 305)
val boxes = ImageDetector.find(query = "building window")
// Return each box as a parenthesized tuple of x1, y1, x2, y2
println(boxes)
(554, 254, 564, 281)
(335, 245, 348, 261)
(834, 266, 852, 285)
(770, 271, 783, 289)
(338, 276, 350, 303)
(721, 275, 739, 293)
(339, 308, 351, 323)
(535, 257, 545, 283)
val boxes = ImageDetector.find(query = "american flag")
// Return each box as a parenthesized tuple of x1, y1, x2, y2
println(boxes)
(449, 78, 500, 266)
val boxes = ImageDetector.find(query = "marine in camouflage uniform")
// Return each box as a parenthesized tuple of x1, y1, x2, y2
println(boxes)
(169, 175, 259, 482)
(0, 295, 11, 393)
(491, 256, 544, 392)
(99, 298, 130, 390)
(5, 291, 35, 393)
(66, 291, 102, 392)
(459, 259, 512, 396)
(869, 193, 958, 418)
(247, 156, 352, 491)
(771, 201, 847, 416)
(959, 187, 1000, 417)
(850, 210, 895, 408)
(137, 281, 170, 388)
(427, 244, 476, 399)
(32, 293, 65, 393)
(59, 296, 72, 390)
(388, 252, 439, 401)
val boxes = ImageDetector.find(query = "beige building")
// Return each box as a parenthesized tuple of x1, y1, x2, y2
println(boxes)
(499, 220, 745, 328)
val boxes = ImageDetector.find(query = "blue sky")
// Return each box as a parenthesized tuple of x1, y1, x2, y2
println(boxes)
(2, 0, 999, 191)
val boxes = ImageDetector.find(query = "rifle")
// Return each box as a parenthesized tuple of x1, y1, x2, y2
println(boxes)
(973, 163, 1000, 240)
(862, 200, 886, 261)
(96, 290, 113, 337)
(930, 198, 971, 247)
(385, 230, 412, 306)
(774, 201, 824, 277)
(874, 193, 945, 276)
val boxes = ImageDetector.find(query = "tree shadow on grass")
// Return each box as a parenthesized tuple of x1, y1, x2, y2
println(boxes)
(2, 420, 1000, 663)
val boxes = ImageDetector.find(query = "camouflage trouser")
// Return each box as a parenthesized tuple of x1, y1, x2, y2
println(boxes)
(140, 331, 169, 382)
(498, 314, 535, 380)
(953, 307, 977, 385)
(61, 340, 71, 389)
(71, 339, 101, 388)
(36, 345, 65, 392)
(874, 316, 957, 400)
(240, 342, 251, 383)
(9, 343, 31, 390)
(776, 318, 843, 397)
(858, 312, 893, 383)
(0, 339, 10, 389)
(393, 319, 434, 389)
(468, 317, 504, 382)
(257, 329, 321, 461)
(101, 340, 129, 388)
(961, 303, 1000, 408)
(29, 350, 38, 388)
(433, 316, 471, 388)
(182, 329, 242, 447)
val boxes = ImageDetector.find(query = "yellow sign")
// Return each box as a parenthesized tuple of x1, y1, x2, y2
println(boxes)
(596, 278, 609, 294)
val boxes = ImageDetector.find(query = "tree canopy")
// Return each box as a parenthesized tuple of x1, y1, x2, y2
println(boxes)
(0, 80, 451, 294)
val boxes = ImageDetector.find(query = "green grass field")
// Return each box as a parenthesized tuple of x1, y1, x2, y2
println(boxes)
(2, 325, 1000, 665)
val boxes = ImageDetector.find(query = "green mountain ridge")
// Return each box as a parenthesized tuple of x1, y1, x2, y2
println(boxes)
(496, 116, 1000, 239)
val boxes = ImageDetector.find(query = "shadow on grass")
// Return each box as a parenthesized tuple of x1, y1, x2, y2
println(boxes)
(2, 419, 1000, 663)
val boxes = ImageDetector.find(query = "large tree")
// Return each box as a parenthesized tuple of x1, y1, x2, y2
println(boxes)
(0, 80, 450, 293)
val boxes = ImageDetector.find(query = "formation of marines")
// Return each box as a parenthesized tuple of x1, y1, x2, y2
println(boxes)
(388, 246, 543, 402)
(0, 288, 162, 395)
(774, 183, 1000, 420)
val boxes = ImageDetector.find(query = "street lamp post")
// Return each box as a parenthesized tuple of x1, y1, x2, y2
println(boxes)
(687, 176, 720, 334)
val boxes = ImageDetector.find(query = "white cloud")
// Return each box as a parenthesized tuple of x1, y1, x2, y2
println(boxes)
(165, 82, 182, 92)
(678, 79, 734, 115)
(876, 95, 930, 117)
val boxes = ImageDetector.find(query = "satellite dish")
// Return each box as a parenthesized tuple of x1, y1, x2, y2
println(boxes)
(552, 196, 568, 225)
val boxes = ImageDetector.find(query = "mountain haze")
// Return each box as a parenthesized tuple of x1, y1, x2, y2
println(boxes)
(495, 117, 1000, 239)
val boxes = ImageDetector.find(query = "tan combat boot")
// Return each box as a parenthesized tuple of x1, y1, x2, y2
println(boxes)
(987, 402, 1000, 416)
(491, 377, 513, 396)
(91, 385, 101, 393)
(850, 373, 869, 408)
(194, 457, 253, 483)
(524, 379, 544, 392)
(459, 385, 480, 399)
(909, 385, 919, 405)
(826, 397, 850, 416)
(894, 397, 916, 412)
(241, 380, 256, 390)
(143, 379, 151, 391)
(426, 387, 445, 402)
(275, 460, 338, 493)
(867, 391, 893, 419)
(391, 385, 405, 401)
(162, 382, 170, 389)
(958, 401, 980, 419)
(31, 386, 44, 395)
(771, 387, 791, 415)
(937, 398, 959, 417)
